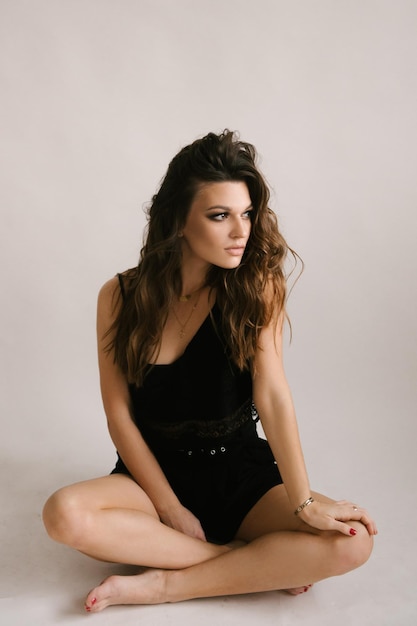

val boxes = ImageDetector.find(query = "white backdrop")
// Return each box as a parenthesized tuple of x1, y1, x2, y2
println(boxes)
(1, 0, 416, 516)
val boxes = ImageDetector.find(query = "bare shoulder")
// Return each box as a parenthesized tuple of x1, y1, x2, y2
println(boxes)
(254, 278, 286, 366)
(98, 276, 120, 303)
(260, 277, 285, 333)
(98, 268, 138, 327)
(97, 276, 122, 320)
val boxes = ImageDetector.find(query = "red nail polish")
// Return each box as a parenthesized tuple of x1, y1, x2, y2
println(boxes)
(350, 528, 357, 536)
(304, 587, 308, 592)
(91, 598, 97, 605)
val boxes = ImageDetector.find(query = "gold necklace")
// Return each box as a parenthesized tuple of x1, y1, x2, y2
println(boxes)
(172, 289, 202, 338)
(178, 286, 204, 302)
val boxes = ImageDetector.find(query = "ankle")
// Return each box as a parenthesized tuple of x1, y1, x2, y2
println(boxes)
(165, 569, 186, 603)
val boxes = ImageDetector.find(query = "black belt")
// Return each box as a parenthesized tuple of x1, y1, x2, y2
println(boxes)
(176, 444, 229, 457)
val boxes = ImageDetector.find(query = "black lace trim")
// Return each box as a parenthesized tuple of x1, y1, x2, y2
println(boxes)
(141, 398, 259, 441)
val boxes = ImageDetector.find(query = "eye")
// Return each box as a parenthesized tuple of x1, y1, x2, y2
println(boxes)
(208, 212, 228, 221)
(243, 210, 253, 219)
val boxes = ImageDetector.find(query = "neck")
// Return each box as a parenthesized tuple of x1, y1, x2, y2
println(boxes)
(179, 283, 206, 301)
(180, 258, 209, 299)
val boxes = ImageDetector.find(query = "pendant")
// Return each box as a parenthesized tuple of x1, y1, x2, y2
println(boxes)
(179, 329, 185, 338)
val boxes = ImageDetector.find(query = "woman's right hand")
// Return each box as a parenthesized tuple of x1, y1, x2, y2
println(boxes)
(159, 503, 207, 541)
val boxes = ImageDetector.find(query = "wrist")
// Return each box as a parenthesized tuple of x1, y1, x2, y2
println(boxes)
(154, 495, 182, 519)
(294, 496, 315, 517)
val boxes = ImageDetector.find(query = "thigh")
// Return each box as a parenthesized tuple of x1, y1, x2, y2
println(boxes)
(50, 474, 160, 519)
(235, 485, 336, 541)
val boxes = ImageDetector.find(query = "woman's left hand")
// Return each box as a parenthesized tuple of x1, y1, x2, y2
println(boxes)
(298, 499, 378, 536)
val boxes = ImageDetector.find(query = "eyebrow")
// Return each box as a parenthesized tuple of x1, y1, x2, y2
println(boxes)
(205, 203, 253, 212)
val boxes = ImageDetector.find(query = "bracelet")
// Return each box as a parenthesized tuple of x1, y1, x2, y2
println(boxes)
(294, 496, 315, 516)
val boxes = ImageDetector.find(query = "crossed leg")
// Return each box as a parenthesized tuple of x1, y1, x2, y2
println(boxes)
(43, 474, 235, 569)
(43, 477, 373, 612)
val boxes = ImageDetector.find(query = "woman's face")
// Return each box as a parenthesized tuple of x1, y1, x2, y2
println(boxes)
(180, 181, 252, 271)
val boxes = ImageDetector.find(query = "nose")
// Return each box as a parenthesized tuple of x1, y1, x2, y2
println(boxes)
(230, 216, 249, 239)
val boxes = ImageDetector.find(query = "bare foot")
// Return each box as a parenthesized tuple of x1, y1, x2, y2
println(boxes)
(84, 541, 246, 612)
(285, 584, 313, 596)
(84, 569, 168, 613)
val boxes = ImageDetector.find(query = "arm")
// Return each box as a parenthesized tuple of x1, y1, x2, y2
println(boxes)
(252, 312, 311, 512)
(252, 304, 377, 537)
(97, 277, 206, 540)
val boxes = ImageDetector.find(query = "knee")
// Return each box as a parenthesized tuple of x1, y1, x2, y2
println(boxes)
(42, 487, 93, 548)
(333, 523, 374, 576)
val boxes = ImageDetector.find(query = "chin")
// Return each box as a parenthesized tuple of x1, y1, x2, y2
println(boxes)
(213, 259, 243, 270)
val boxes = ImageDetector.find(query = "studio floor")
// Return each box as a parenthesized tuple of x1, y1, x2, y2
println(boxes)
(2, 440, 416, 626)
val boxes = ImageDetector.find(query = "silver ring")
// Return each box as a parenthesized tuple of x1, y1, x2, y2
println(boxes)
(353, 506, 358, 511)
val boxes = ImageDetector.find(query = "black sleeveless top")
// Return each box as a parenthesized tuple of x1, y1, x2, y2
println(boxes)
(120, 276, 256, 453)
(113, 276, 283, 543)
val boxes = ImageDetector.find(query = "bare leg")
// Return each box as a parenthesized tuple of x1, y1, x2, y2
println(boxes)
(85, 523, 372, 610)
(235, 485, 329, 596)
(43, 475, 235, 569)
(84, 487, 373, 611)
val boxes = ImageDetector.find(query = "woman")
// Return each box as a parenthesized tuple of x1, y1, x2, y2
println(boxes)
(43, 130, 376, 612)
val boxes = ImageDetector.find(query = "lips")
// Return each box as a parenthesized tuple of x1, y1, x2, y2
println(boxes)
(225, 246, 245, 256)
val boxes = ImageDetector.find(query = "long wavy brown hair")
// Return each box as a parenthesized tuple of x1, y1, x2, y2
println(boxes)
(107, 130, 299, 386)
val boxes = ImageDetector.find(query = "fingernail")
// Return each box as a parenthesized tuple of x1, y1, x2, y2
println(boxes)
(304, 587, 308, 592)
(90, 598, 97, 605)
(350, 528, 357, 536)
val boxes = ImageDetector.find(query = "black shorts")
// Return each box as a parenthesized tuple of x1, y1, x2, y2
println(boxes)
(111, 433, 283, 544)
